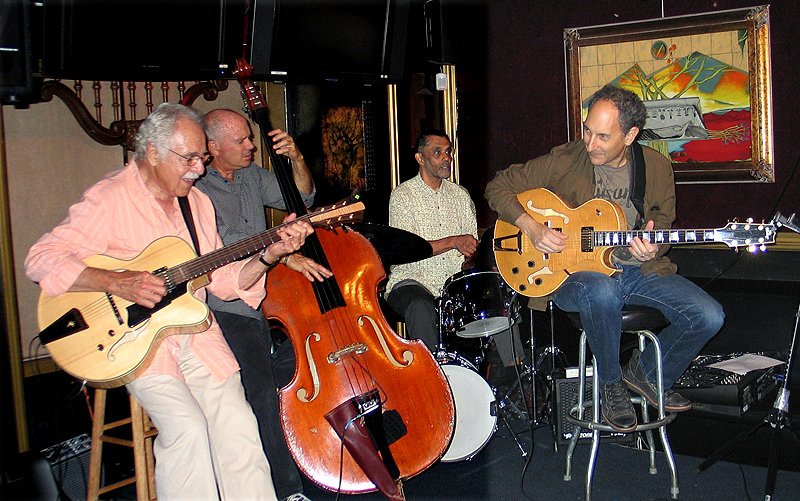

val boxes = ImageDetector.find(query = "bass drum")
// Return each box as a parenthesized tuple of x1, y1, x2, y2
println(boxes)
(436, 352, 497, 462)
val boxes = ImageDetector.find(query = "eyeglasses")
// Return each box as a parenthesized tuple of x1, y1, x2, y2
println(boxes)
(167, 148, 212, 167)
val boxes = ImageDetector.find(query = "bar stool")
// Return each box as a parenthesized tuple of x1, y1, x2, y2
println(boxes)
(563, 305, 679, 501)
(87, 388, 157, 501)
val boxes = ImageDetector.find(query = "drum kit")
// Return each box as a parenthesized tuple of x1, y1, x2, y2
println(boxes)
(436, 269, 534, 462)
(359, 222, 552, 463)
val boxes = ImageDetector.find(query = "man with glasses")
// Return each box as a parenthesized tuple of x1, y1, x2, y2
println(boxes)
(195, 108, 330, 501)
(25, 103, 314, 500)
(384, 130, 479, 350)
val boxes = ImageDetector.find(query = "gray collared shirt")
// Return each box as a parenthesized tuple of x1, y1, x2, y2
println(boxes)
(196, 162, 315, 318)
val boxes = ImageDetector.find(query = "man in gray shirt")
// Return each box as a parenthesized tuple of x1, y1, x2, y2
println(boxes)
(196, 108, 331, 501)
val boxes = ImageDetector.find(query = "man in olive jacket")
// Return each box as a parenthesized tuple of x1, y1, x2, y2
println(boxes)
(485, 84, 724, 432)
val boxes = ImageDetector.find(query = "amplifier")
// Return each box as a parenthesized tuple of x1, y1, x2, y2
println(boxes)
(41, 433, 95, 501)
(673, 353, 780, 417)
(554, 367, 632, 445)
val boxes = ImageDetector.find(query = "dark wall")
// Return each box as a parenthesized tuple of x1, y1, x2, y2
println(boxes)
(447, 0, 800, 229)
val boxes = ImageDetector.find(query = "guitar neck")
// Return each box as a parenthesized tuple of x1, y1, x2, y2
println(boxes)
(162, 225, 285, 288)
(591, 224, 770, 250)
(159, 199, 364, 289)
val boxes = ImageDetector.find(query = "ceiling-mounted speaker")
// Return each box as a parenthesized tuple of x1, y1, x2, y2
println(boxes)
(0, 0, 34, 104)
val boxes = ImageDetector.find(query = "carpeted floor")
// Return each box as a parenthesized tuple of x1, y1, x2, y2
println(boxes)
(300, 412, 800, 501)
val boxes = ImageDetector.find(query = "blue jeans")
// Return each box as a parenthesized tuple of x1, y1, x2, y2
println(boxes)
(553, 266, 724, 388)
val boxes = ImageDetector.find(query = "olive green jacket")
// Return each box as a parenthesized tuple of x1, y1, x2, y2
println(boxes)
(485, 140, 678, 309)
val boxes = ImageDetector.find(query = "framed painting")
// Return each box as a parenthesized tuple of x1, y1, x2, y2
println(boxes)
(564, 6, 773, 183)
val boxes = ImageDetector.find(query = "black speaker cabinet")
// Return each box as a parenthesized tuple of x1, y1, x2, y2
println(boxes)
(0, 0, 33, 103)
(41, 434, 95, 501)
(554, 368, 632, 445)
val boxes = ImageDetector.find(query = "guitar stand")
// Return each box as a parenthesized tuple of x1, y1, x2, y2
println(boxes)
(697, 212, 800, 500)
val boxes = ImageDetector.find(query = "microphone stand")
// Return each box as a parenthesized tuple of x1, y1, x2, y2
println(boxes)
(697, 212, 800, 500)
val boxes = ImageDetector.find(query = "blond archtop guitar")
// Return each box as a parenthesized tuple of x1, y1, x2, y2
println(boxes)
(493, 188, 777, 298)
(37, 198, 364, 388)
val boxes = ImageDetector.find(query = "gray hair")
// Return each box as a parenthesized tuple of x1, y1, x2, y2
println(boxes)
(586, 84, 647, 135)
(133, 103, 205, 161)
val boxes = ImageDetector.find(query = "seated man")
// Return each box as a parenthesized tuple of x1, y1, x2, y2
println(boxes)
(485, 84, 724, 432)
(25, 103, 313, 500)
(384, 130, 479, 350)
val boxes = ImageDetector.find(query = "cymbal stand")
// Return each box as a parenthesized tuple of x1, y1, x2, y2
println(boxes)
(494, 294, 530, 457)
(697, 212, 800, 500)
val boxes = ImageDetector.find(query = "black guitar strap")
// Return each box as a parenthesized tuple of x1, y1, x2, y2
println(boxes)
(629, 141, 647, 229)
(178, 196, 201, 255)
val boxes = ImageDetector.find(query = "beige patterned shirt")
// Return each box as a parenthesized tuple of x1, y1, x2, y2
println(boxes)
(386, 174, 478, 297)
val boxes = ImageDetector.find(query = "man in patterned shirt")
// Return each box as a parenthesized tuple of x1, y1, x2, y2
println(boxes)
(384, 130, 479, 349)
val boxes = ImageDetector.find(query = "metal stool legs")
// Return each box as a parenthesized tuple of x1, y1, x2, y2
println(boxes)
(563, 330, 679, 501)
(87, 388, 157, 501)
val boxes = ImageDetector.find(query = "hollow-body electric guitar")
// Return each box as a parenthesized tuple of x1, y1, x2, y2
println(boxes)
(36, 199, 364, 388)
(493, 188, 777, 298)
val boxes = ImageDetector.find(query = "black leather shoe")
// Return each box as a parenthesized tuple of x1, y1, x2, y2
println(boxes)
(601, 380, 637, 432)
(623, 349, 692, 412)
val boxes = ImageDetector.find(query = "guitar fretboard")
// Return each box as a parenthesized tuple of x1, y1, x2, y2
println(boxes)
(155, 200, 363, 291)
(585, 222, 774, 251)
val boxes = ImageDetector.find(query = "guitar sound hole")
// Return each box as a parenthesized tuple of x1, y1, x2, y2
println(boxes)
(511, 267, 519, 274)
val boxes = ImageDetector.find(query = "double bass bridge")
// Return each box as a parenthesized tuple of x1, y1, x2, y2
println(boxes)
(327, 342, 368, 364)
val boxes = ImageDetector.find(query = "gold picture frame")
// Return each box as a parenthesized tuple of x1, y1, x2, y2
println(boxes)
(564, 6, 773, 183)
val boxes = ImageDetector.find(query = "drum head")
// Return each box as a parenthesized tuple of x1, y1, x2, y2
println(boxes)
(456, 316, 515, 338)
(440, 362, 497, 462)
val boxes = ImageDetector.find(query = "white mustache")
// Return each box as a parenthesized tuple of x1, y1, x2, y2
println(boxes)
(182, 173, 200, 181)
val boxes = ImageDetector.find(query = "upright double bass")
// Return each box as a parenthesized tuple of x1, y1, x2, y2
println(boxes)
(233, 60, 455, 496)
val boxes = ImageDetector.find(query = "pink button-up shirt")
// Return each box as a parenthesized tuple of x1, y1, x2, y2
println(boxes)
(25, 162, 267, 381)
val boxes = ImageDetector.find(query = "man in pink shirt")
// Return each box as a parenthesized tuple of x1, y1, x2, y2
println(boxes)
(25, 103, 313, 501)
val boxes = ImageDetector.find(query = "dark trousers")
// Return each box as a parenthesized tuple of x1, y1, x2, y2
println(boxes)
(385, 282, 440, 349)
(212, 310, 303, 501)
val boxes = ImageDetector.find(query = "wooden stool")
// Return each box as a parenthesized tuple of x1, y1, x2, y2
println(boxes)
(563, 305, 680, 501)
(87, 388, 157, 501)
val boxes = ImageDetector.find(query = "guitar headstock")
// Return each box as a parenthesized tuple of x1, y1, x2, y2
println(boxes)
(308, 199, 366, 229)
(716, 219, 777, 251)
